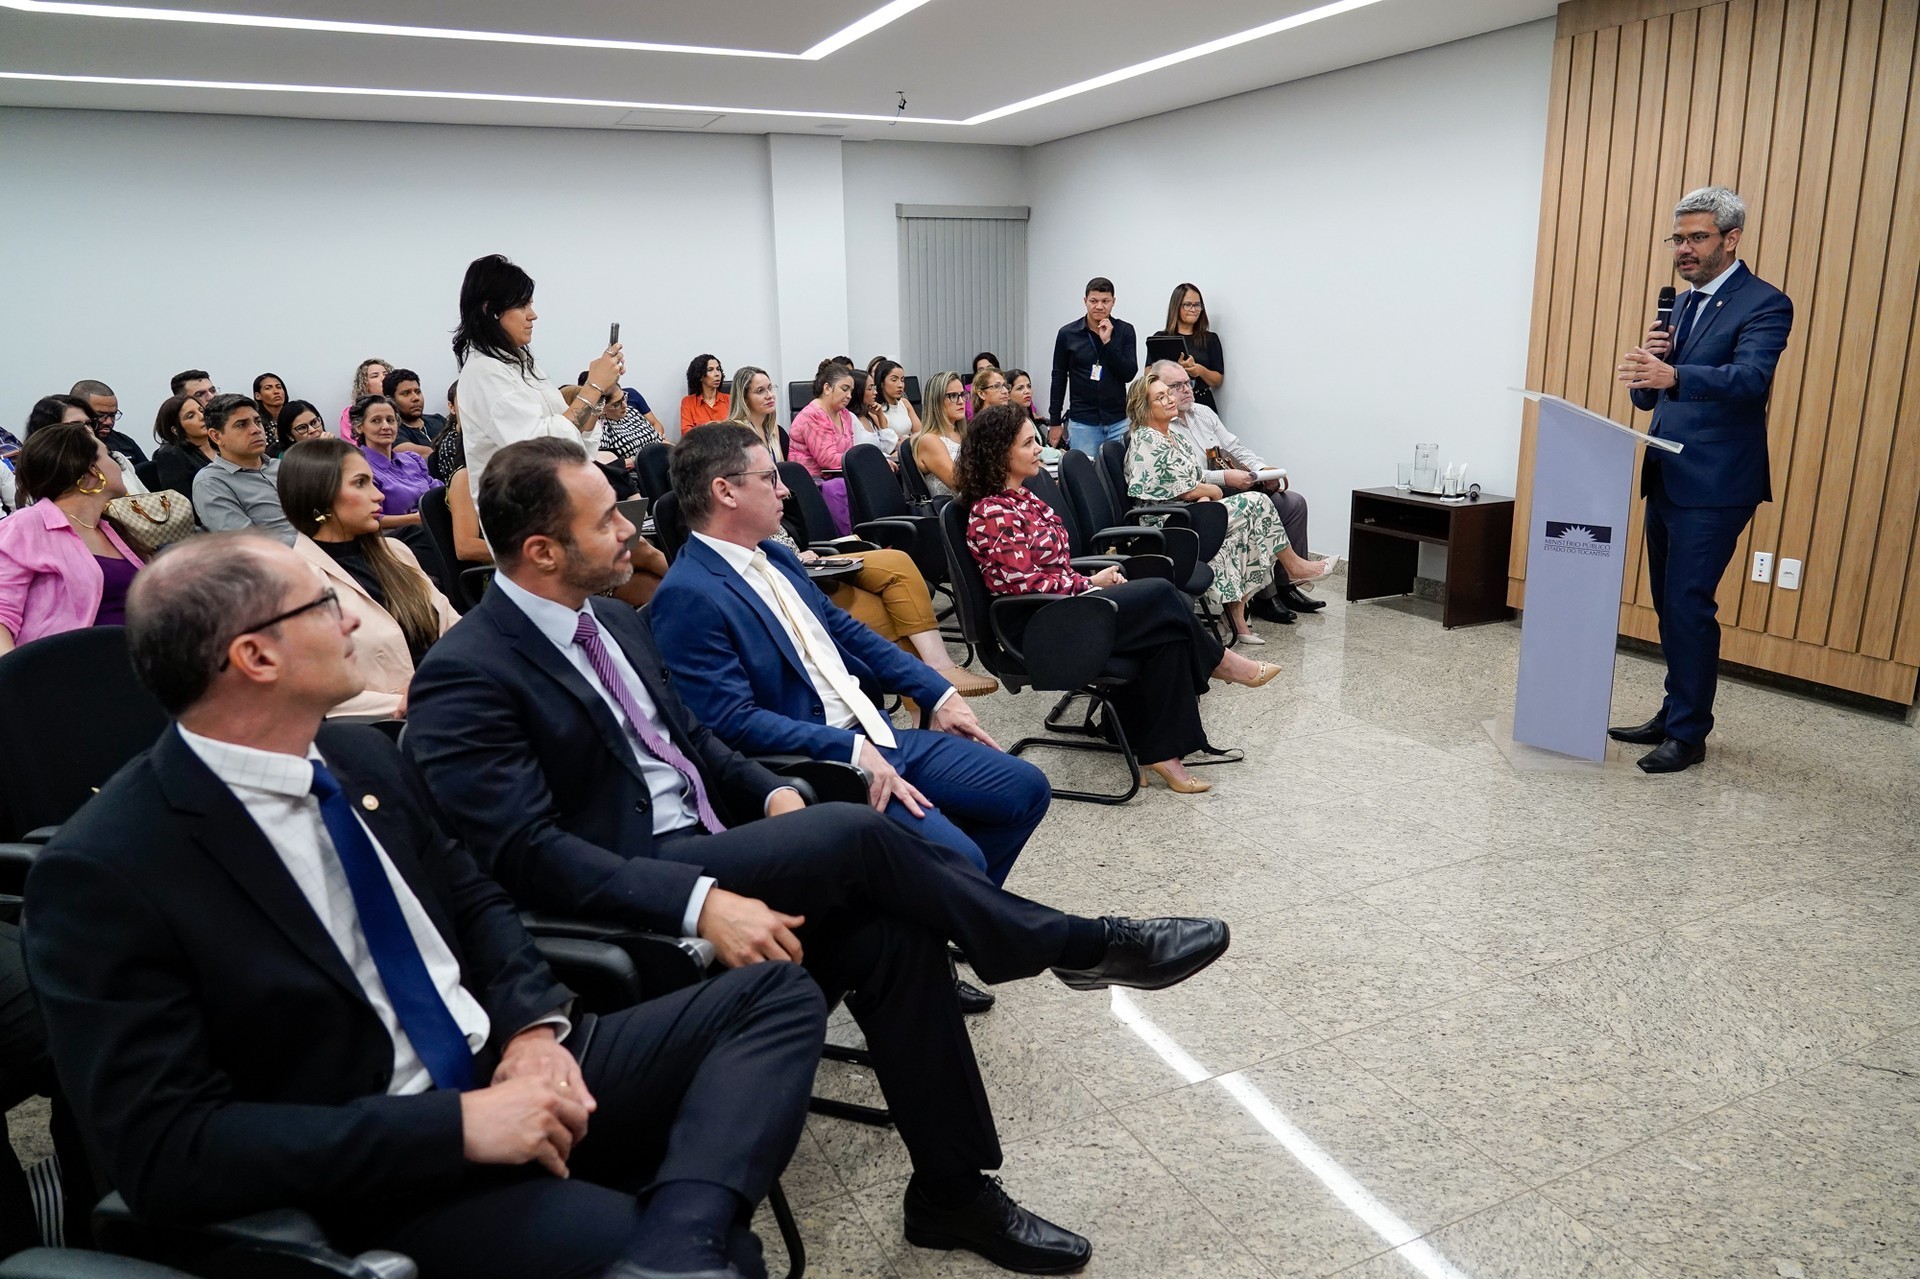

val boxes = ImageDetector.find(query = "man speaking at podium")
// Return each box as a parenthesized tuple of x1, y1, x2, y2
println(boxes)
(1613, 186, 1793, 774)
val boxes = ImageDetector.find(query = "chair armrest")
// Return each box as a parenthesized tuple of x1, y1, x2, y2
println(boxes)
(93, 1192, 416, 1279)
(1117, 554, 1176, 583)
(753, 755, 871, 807)
(1087, 525, 1166, 557)
(850, 519, 922, 553)
(459, 564, 494, 603)
(531, 936, 645, 1012)
(0, 842, 40, 897)
(21, 827, 59, 845)
(810, 538, 879, 553)
(0, 1248, 199, 1278)
(1068, 556, 1123, 575)
(520, 914, 714, 994)
(1017, 595, 1121, 691)
(1127, 502, 1194, 524)
(985, 593, 1073, 664)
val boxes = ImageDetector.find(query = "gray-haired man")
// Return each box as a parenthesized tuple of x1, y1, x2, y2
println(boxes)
(1154, 360, 1326, 619)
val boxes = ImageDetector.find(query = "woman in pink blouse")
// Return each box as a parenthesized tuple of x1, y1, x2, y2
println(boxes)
(0, 423, 144, 653)
(958, 404, 1276, 793)
(788, 359, 858, 534)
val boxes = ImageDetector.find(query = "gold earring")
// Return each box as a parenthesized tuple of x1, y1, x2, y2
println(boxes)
(314, 511, 329, 523)
(74, 468, 106, 496)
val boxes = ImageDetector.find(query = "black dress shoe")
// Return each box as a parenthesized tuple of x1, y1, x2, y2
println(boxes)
(1637, 737, 1705, 773)
(903, 1177, 1091, 1274)
(956, 976, 996, 1014)
(1607, 714, 1668, 745)
(1283, 585, 1327, 612)
(1051, 916, 1229, 992)
(1247, 594, 1295, 624)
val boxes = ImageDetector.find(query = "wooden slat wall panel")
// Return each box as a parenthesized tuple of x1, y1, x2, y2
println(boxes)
(1514, 0, 1920, 703)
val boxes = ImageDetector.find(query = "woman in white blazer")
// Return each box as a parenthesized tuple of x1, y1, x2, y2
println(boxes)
(277, 437, 460, 720)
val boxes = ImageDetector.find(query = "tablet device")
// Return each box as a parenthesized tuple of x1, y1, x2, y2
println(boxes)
(1145, 334, 1189, 367)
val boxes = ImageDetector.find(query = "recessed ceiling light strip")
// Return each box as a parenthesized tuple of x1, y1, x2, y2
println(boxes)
(0, 69, 957, 122)
(0, 0, 935, 59)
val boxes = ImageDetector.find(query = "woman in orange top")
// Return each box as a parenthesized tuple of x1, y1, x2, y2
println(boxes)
(678, 353, 730, 435)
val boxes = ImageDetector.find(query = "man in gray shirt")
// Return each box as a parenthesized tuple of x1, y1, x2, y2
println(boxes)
(192, 394, 294, 545)
(1154, 360, 1327, 618)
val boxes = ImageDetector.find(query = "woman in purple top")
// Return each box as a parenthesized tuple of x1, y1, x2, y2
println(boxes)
(351, 394, 442, 530)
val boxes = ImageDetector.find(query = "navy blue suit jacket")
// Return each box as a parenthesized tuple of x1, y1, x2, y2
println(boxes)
(404, 585, 786, 936)
(1631, 261, 1793, 508)
(651, 536, 950, 761)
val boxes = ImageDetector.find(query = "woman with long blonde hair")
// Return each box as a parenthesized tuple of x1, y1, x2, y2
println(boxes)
(336, 357, 393, 440)
(911, 370, 966, 497)
(725, 365, 787, 461)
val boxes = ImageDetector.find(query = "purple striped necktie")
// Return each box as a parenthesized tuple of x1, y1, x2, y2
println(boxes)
(571, 612, 724, 834)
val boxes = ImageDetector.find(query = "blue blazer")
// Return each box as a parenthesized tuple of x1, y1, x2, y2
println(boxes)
(652, 537, 951, 760)
(1631, 261, 1793, 508)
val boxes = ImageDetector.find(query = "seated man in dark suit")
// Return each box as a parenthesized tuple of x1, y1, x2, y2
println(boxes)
(649, 425, 1048, 890)
(24, 531, 827, 1279)
(404, 438, 1232, 1276)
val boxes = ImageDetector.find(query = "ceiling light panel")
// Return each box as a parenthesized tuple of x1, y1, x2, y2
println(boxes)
(0, 0, 930, 58)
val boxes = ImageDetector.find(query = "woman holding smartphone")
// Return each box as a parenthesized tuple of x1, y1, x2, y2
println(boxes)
(451, 253, 623, 490)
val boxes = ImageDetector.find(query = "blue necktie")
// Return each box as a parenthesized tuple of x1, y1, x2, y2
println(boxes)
(1674, 291, 1708, 358)
(310, 762, 475, 1091)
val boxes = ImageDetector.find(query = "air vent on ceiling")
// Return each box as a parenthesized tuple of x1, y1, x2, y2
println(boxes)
(613, 109, 724, 130)
(815, 122, 849, 132)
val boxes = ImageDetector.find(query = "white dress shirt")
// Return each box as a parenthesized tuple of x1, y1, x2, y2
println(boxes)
(1170, 403, 1267, 488)
(456, 351, 603, 491)
(177, 726, 535, 1096)
(490, 573, 716, 934)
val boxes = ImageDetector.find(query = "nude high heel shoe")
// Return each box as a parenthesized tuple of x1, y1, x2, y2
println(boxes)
(1138, 763, 1213, 794)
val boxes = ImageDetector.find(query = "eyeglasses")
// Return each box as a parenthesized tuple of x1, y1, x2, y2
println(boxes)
(724, 467, 780, 485)
(1665, 231, 1724, 248)
(1179, 300, 1204, 310)
(942, 391, 967, 402)
(1164, 379, 1194, 392)
(219, 589, 342, 669)
(94, 411, 123, 426)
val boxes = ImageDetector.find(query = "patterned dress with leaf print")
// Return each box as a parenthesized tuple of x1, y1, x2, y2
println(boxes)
(1124, 424, 1285, 605)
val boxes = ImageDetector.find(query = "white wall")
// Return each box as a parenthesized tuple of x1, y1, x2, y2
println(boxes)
(841, 140, 1029, 368)
(768, 134, 850, 392)
(0, 109, 783, 448)
(1024, 20, 1556, 556)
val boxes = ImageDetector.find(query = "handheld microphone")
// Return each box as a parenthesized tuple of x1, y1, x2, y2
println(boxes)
(1655, 285, 1676, 334)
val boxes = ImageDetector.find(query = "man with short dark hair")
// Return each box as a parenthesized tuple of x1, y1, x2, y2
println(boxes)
(1047, 276, 1137, 454)
(405, 437, 1232, 1275)
(384, 367, 445, 454)
(655, 426, 1049, 890)
(192, 393, 294, 543)
(69, 378, 149, 465)
(26, 530, 828, 1279)
(169, 368, 214, 405)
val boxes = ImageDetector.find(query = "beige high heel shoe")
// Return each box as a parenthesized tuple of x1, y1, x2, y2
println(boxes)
(1220, 659, 1281, 689)
(1139, 763, 1213, 794)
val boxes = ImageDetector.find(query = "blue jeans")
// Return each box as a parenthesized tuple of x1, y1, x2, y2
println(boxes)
(1067, 419, 1129, 455)
(876, 728, 1050, 886)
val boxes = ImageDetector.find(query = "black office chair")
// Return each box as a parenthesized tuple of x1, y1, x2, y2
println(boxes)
(894, 440, 945, 514)
(132, 462, 161, 493)
(0, 1250, 198, 1278)
(786, 383, 812, 417)
(0, 629, 170, 842)
(632, 443, 674, 503)
(650, 491, 689, 562)
(414, 486, 485, 611)
(840, 444, 944, 584)
(1057, 450, 1202, 587)
(775, 463, 908, 556)
(901, 375, 921, 413)
(936, 502, 1173, 804)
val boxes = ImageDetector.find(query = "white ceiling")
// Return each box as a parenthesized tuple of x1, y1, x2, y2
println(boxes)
(0, 0, 1558, 145)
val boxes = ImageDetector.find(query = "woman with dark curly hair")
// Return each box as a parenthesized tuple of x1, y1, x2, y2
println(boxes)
(957, 405, 1277, 793)
(678, 353, 730, 434)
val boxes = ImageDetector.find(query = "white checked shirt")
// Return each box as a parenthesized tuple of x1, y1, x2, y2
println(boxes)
(177, 727, 517, 1095)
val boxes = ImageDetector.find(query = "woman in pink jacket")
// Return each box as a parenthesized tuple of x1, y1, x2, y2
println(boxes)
(787, 359, 858, 535)
(0, 423, 144, 653)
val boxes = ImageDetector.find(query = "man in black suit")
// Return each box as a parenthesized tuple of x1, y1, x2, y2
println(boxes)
(405, 438, 1232, 1276)
(24, 531, 828, 1279)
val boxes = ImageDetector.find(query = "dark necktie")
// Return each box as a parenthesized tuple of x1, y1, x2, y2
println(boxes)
(572, 612, 725, 833)
(1675, 291, 1709, 358)
(309, 762, 474, 1091)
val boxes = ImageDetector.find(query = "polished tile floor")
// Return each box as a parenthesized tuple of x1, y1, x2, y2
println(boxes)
(9, 585, 1916, 1277)
(784, 583, 1920, 1278)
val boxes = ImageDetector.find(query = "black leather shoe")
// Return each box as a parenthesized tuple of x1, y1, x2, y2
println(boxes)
(1608, 714, 1668, 745)
(903, 1177, 1091, 1274)
(1637, 737, 1705, 774)
(1247, 594, 1295, 624)
(956, 976, 996, 1014)
(1283, 585, 1327, 612)
(1051, 916, 1229, 992)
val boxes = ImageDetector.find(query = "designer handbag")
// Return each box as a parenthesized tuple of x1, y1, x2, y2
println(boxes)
(104, 489, 196, 559)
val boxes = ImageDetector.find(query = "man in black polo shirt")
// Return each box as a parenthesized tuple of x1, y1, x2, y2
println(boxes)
(1047, 276, 1138, 454)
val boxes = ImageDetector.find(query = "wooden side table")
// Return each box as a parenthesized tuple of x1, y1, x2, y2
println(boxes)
(1347, 487, 1515, 628)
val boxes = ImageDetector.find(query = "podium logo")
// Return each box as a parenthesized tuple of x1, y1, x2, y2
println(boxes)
(1543, 521, 1612, 556)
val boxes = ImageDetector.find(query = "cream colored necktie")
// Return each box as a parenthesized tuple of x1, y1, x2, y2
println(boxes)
(748, 551, 897, 749)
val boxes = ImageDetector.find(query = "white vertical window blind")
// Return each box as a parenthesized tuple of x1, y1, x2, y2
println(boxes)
(897, 204, 1029, 385)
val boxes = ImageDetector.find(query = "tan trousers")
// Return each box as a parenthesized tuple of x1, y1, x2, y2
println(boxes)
(821, 548, 938, 644)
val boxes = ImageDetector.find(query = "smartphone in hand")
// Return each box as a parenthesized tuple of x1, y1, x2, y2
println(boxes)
(608, 322, 620, 346)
